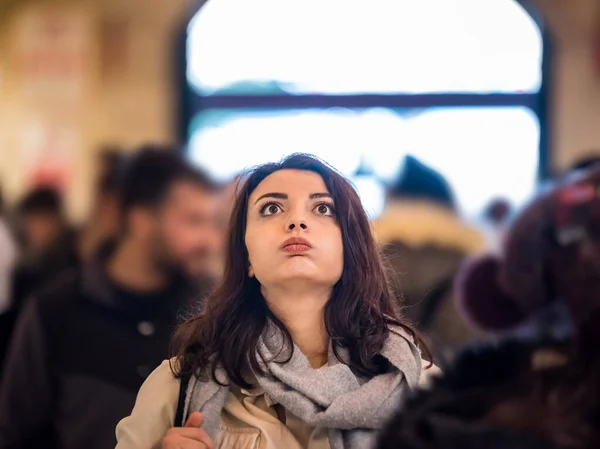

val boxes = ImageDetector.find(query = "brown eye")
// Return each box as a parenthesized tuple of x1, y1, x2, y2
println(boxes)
(260, 203, 283, 216)
(315, 203, 335, 216)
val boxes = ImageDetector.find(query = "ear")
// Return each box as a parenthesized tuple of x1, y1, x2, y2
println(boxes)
(248, 265, 255, 278)
(455, 255, 529, 332)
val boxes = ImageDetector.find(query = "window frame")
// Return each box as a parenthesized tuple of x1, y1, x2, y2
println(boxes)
(176, 0, 552, 180)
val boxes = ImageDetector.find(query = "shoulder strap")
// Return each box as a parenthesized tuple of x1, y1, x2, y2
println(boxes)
(175, 372, 191, 427)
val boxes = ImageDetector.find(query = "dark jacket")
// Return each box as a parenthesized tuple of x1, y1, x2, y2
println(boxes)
(0, 229, 79, 381)
(377, 339, 573, 449)
(10, 228, 80, 311)
(0, 257, 202, 449)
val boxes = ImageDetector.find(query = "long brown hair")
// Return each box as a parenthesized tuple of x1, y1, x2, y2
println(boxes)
(172, 153, 429, 387)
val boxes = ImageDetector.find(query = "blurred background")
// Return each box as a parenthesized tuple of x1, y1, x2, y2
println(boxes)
(1, 2, 600, 447)
(0, 0, 592, 221)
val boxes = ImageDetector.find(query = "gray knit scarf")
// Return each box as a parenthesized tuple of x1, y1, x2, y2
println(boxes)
(183, 323, 422, 449)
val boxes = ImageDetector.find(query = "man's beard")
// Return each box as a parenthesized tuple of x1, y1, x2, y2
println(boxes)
(154, 256, 189, 281)
(154, 252, 215, 290)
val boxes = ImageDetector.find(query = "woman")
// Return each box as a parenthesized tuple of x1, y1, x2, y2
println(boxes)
(115, 154, 434, 449)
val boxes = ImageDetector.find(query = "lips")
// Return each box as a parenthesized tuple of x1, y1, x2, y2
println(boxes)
(282, 237, 312, 253)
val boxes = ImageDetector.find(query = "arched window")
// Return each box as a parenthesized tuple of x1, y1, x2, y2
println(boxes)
(182, 0, 547, 218)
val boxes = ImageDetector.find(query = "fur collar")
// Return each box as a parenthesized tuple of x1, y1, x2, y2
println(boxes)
(373, 200, 487, 255)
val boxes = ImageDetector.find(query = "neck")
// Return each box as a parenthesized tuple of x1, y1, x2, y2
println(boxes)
(77, 220, 111, 261)
(263, 286, 331, 368)
(107, 238, 166, 292)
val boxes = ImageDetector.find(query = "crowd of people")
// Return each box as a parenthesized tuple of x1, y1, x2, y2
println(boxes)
(0, 146, 598, 449)
(0, 145, 227, 449)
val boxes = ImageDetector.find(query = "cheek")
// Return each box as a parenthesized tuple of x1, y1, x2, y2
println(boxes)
(245, 240, 261, 267)
(319, 226, 344, 269)
(244, 227, 257, 264)
(157, 219, 185, 250)
(162, 215, 195, 245)
(332, 231, 344, 267)
(245, 227, 271, 268)
(319, 224, 342, 249)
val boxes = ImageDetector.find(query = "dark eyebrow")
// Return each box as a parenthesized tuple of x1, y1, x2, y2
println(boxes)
(254, 192, 288, 204)
(309, 193, 332, 199)
(254, 192, 332, 205)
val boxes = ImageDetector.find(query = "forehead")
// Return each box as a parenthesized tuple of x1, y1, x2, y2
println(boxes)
(250, 169, 329, 200)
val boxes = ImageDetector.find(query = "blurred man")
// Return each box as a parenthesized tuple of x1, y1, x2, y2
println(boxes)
(15, 187, 69, 259)
(0, 146, 223, 449)
(12, 150, 124, 310)
(10, 187, 75, 311)
(76, 148, 124, 262)
(0, 151, 124, 380)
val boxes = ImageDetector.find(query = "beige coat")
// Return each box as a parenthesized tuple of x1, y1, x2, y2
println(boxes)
(115, 359, 440, 449)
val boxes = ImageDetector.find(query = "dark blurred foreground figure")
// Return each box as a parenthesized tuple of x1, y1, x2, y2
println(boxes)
(373, 156, 487, 361)
(377, 166, 600, 449)
(0, 146, 223, 449)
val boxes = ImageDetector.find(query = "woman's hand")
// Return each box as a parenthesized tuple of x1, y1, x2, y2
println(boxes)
(162, 412, 214, 449)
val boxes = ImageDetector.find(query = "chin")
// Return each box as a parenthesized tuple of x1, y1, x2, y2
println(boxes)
(281, 270, 320, 282)
(279, 257, 319, 276)
(274, 268, 333, 287)
(259, 257, 341, 287)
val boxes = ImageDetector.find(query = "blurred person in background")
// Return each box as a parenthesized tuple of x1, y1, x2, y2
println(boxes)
(207, 174, 242, 279)
(0, 149, 124, 379)
(0, 146, 223, 449)
(0, 186, 19, 376)
(15, 186, 69, 260)
(481, 197, 513, 253)
(0, 186, 18, 314)
(10, 186, 75, 311)
(76, 148, 124, 261)
(377, 165, 600, 449)
(373, 155, 487, 363)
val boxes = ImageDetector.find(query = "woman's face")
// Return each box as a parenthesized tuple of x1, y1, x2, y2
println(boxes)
(245, 169, 344, 291)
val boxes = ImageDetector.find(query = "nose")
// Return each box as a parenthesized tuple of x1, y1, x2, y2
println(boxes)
(286, 214, 308, 231)
(286, 205, 308, 231)
(288, 221, 307, 230)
